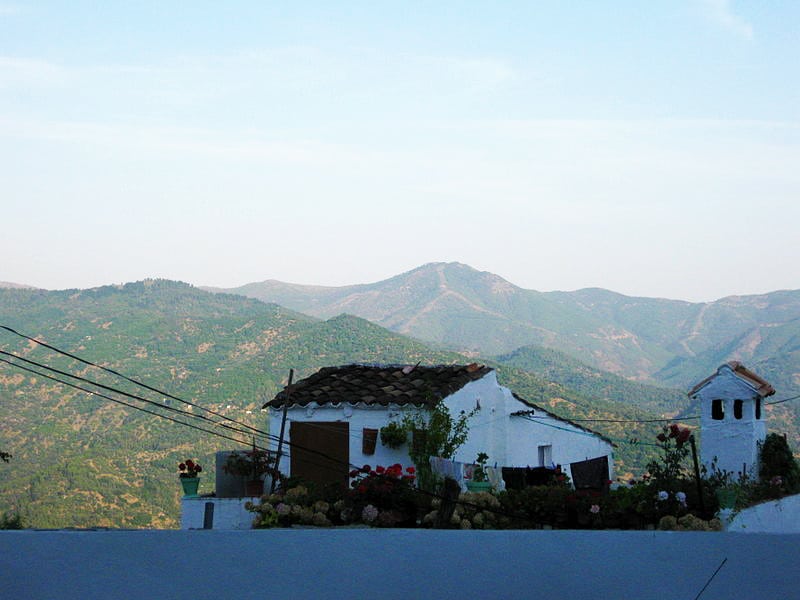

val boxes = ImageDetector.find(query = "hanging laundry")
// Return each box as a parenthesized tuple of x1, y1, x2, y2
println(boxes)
(486, 466, 505, 491)
(501, 467, 527, 491)
(569, 456, 609, 491)
(525, 466, 557, 487)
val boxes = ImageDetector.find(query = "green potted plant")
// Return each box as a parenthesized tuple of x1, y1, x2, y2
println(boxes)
(465, 452, 492, 493)
(380, 421, 408, 449)
(178, 459, 202, 497)
(224, 447, 273, 496)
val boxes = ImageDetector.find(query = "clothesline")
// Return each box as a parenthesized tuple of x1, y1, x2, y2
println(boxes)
(429, 454, 609, 492)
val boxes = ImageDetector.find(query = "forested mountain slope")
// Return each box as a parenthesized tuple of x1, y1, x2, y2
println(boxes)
(0, 280, 664, 528)
(210, 262, 800, 399)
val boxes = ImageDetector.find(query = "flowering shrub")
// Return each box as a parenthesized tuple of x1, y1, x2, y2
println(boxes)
(347, 464, 420, 527)
(178, 459, 202, 478)
(247, 464, 423, 528)
(658, 514, 723, 531)
(648, 424, 693, 491)
(247, 485, 338, 528)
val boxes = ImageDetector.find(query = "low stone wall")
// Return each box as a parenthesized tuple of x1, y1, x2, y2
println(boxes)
(3, 529, 799, 599)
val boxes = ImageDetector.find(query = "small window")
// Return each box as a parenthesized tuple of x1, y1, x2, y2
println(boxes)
(538, 444, 552, 467)
(756, 398, 762, 420)
(712, 399, 724, 420)
(734, 400, 743, 420)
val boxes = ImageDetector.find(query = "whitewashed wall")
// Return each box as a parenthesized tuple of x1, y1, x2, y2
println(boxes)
(694, 367, 766, 479)
(269, 371, 613, 478)
(269, 403, 415, 471)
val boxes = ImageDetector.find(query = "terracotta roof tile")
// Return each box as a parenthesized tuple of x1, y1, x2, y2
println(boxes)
(687, 361, 776, 398)
(264, 363, 493, 409)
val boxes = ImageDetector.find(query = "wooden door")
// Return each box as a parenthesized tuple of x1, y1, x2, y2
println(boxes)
(289, 421, 350, 489)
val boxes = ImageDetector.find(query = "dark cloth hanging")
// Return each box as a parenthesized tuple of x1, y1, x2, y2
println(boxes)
(569, 456, 609, 491)
(502, 466, 557, 490)
(501, 467, 527, 491)
(525, 466, 556, 487)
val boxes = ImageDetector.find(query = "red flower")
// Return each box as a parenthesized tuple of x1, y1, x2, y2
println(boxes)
(678, 428, 691, 443)
(349, 469, 359, 477)
(196, 465, 202, 473)
(375, 466, 385, 474)
(357, 485, 367, 494)
(669, 424, 680, 438)
(656, 433, 667, 443)
(179, 463, 186, 471)
(406, 466, 415, 474)
(361, 464, 371, 473)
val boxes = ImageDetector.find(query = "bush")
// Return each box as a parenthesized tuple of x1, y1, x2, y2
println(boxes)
(759, 433, 800, 493)
(0, 512, 24, 529)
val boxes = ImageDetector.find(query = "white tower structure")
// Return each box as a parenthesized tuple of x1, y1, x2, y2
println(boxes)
(688, 362, 775, 481)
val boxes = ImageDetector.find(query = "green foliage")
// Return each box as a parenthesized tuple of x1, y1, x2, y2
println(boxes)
(401, 400, 475, 491)
(759, 433, 800, 492)
(223, 448, 272, 479)
(472, 452, 489, 483)
(0, 511, 23, 529)
(379, 421, 407, 449)
(646, 424, 693, 491)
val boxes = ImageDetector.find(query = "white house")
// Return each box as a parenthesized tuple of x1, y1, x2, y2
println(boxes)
(688, 361, 775, 480)
(263, 363, 614, 488)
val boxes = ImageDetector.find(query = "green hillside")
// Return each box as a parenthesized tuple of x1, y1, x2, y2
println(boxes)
(0, 280, 663, 528)
(495, 344, 690, 416)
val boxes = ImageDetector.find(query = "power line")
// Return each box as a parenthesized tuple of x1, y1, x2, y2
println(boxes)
(0, 324, 267, 439)
(0, 357, 260, 450)
(0, 351, 374, 477)
(0, 348, 270, 445)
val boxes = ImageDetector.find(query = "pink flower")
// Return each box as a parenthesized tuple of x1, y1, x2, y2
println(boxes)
(590, 505, 600, 514)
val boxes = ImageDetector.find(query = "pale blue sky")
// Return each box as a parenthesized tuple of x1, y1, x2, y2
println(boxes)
(2, 1, 798, 301)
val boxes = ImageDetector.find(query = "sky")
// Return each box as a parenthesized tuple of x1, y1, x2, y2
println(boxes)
(1, 1, 798, 302)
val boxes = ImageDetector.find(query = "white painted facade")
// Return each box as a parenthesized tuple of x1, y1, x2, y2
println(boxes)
(269, 370, 614, 482)
(691, 364, 767, 480)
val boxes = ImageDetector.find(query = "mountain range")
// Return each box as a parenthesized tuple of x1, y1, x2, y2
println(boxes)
(205, 262, 800, 400)
(2, 263, 798, 528)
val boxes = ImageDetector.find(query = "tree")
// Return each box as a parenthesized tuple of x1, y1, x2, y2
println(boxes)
(400, 399, 476, 491)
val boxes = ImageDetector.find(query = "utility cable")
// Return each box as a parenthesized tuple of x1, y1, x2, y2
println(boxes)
(0, 349, 270, 444)
(0, 357, 261, 450)
(0, 324, 268, 439)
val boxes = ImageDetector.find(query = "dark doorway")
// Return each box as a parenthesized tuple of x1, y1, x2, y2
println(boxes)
(290, 421, 350, 489)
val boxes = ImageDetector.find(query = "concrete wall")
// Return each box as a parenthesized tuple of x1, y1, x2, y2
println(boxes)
(181, 497, 256, 530)
(3, 529, 799, 600)
(269, 371, 614, 479)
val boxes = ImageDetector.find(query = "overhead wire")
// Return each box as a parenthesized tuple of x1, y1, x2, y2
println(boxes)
(0, 324, 268, 439)
(0, 356, 259, 449)
(0, 348, 271, 445)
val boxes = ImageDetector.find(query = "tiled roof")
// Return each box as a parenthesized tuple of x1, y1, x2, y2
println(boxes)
(264, 363, 494, 409)
(687, 361, 776, 398)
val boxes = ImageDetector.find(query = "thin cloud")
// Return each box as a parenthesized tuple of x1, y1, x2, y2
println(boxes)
(699, 0, 754, 40)
(0, 4, 21, 16)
